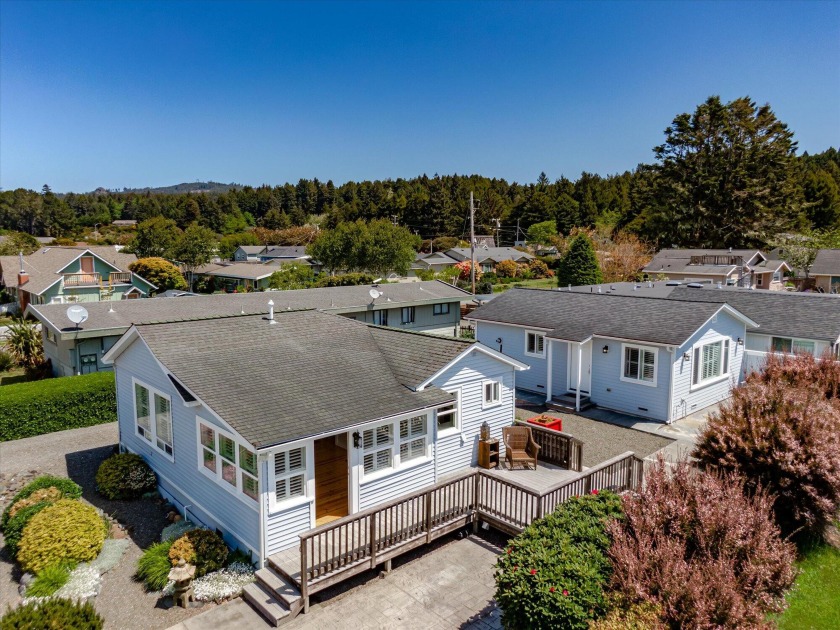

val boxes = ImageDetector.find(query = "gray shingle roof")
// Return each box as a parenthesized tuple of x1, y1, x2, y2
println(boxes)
(643, 248, 765, 274)
(28, 280, 471, 335)
(446, 247, 534, 263)
(468, 288, 733, 346)
(367, 326, 473, 386)
(262, 246, 309, 258)
(132, 311, 455, 448)
(235, 246, 266, 254)
(810, 249, 840, 276)
(203, 262, 282, 280)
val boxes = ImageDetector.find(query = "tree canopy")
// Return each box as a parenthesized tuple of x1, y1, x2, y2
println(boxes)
(557, 234, 603, 286)
(308, 219, 421, 276)
(128, 257, 187, 292)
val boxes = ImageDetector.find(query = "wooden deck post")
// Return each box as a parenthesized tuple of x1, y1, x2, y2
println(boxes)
(369, 512, 378, 569)
(300, 540, 309, 614)
(472, 471, 481, 533)
(425, 490, 433, 543)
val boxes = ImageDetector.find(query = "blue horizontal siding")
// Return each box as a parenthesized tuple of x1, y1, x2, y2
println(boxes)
(477, 322, 547, 393)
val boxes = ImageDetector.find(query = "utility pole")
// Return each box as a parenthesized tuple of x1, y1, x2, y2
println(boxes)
(492, 218, 501, 247)
(470, 191, 476, 295)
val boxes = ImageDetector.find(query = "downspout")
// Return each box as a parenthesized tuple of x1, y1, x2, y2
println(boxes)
(667, 347, 676, 424)
(545, 339, 553, 404)
(575, 342, 582, 412)
(257, 452, 268, 567)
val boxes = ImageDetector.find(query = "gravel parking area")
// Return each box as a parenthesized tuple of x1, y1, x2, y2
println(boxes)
(1, 423, 217, 630)
(515, 408, 674, 468)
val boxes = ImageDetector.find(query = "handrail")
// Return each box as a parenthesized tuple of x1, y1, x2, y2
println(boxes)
(515, 420, 584, 472)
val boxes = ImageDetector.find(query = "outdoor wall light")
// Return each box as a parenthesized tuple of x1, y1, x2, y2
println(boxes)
(683, 352, 691, 361)
(737, 337, 744, 346)
(602, 345, 609, 354)
(352, 431, 361, 448)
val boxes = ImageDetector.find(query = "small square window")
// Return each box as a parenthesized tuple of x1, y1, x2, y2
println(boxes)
(433, 303, 450, 316)
(483, 380, 501, 407)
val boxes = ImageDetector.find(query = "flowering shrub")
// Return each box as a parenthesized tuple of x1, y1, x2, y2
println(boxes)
(95, 453, 157, 500)
(608, 459, 796, 629)
(169, 529, 229, 577)
(191, 562, 255, 602)
(495, 491, 623, 630)
(7, 487, 63, 520)
(494, 260, 519, 278)
(454, 260, 482, 282)
(528, 258, 554, 279)
(694, 353, 840, 541)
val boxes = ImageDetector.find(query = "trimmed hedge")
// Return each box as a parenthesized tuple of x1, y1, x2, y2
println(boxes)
(0, 372, 116, 441)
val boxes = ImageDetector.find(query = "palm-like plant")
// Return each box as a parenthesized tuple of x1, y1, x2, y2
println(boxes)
(5, 317, 43, 369)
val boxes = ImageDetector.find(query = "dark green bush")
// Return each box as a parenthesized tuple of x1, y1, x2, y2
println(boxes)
(0, 598, 104, 629)
(136, 540, 174, 591)
(0, 372, 116, 442)
(494, 491, 624, 630)
(0, 350, 14, 372)
(1, 475, 82, 531)
(95, 453, 157, 500)
(169, 529, 229, 577)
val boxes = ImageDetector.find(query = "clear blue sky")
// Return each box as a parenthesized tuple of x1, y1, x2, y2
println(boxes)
(1, 0, 838, 192)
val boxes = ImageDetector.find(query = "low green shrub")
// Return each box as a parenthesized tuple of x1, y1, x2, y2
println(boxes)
(0, 350, 14, 372)
(0, 597, 104, 629)
(0, 372, 116, 442)
(494, 491, 624, 630)
(25, 563, 73, 597)
(7, 487, 63, 520)
(17, 499, 107, 574)
(95, 453, 157, 500)
(169, 529, 229, 577)
(3, 502, 51, 557)
(1, 475, 82, 531)
(136, 540, 174, 591)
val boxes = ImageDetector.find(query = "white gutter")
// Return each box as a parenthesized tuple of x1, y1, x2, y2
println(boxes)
(667, 346, 676, 424)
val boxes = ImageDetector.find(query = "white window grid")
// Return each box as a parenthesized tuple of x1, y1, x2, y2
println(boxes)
(482, 379, 502, 408)
(620, 344, 658, 387)
(274, 447, 306, 503)
(399, 415, 427, 463)
(196, 418, 258, 503)
(133, 378, 174, 459)
(436, 391, 460, 434)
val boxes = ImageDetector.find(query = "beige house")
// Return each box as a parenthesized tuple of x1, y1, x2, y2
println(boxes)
(643, 248, 790, 290)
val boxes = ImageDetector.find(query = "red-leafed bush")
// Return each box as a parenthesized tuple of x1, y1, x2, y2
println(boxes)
(694, 353, 840, 541)
(608, 459, 796, 630)
(454, 260, 482, 282)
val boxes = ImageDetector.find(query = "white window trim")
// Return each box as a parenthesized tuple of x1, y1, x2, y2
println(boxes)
(268, 443, 311, 513)
(690, 336, 731, 391)
(619, 343, 658, 388)
(195, 416, 259, 507)
(436, 389, 461, 438)
(770, 335, 817, 355)
(482, 379, 503, 409)
(524, 331, 546, 359)
(359, 412, 433, 484)
(132, 377, 174, 461)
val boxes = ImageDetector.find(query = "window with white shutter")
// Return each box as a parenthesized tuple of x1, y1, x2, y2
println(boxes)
(363, 424, 393, 474)
(274, 447, 306, 503)
(621, 344, 658, 386)
(134, 383, 151, 442)
(691, 339, 731, 387)
(525, 332, 546, 357)
(399, 415, 427, 463)
(154, 394, 173, 455)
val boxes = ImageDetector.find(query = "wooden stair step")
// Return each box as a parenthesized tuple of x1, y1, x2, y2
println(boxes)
(256, 567, 302, 609)
(242, 582, 290, 627)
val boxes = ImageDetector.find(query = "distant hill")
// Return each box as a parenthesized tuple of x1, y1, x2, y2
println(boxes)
(95, 181, 243, 195)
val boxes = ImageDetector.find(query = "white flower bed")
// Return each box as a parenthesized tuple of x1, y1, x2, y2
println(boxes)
(161, 562, 255, 603)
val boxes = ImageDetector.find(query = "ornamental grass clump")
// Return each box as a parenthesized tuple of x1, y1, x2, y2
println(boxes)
(0, 597, 104, 630)
(16, 499, 107, 574)
(95, 453, 157, 500)
(168, 529, 228, 577)
(495, 491, 623, 630)
(607, 458, 797, 629)
(694, 353, 840, 542)
(136, 540, 174, 591)
(25, 563, 73, 598)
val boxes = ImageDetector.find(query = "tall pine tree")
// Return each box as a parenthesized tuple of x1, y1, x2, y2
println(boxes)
(557, 234, 603, 287)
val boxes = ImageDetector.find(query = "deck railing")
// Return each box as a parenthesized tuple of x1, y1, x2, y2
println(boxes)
(296, 451, 644, 608)
(63, 272, 101, 287)
(108, 271, 132, 285)
(517, 421, 584, 472)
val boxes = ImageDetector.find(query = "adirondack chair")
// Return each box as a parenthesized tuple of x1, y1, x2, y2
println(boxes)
(503, 426, 540, 470)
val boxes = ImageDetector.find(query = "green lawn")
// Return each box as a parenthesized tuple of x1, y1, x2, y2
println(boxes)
(492, 278, 557, 293)
(778, 543, 840, 629)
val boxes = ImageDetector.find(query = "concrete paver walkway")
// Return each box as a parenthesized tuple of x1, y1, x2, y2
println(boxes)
(168, 533, 504, 630)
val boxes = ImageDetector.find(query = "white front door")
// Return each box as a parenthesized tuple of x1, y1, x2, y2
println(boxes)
(568, 340, 592, 394)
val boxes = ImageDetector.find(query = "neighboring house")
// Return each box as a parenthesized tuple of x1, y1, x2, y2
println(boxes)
(259, 246, 310, 263)
(101, 309, 526, 568)
(474, 235, 496, 248)
(534, 245, 559, 257)
(111, 219, 138, 228)
(201, 262, 283, 292)
(809, 249, 840, 294)
(407, 251, 459, 278)
(642, 248, 790, 289)
(27, 280, 471, 376)
(468, 288, 757, 423)
(565, 281, 840, 374)
(233, 245, 267, 262)
(0, 246, 156, 310)
(446, 247, 535, 273)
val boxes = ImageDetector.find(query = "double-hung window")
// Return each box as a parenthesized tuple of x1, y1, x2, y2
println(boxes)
(436, 392, 460, 433)
(433, 303, 450, 316)
(134, 380, 173, 458)
(622, 345, 657, 386)
(692, 339, 730, 387)
(363, 424, 393, 474)
(401, 306, 415, 324)
(483, 380, 502, 408)
(274, 447, 306, 504)
(525, 332, 545, 358)
(399, 415, 427, 462)
(197, 419, 258, 502)
(372, 310, 388, 326)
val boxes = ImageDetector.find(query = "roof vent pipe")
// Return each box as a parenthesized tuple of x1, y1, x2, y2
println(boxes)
(267, 300, 276, 324)
(597, 286, 602, 293)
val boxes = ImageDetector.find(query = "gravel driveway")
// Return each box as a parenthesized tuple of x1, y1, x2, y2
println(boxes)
(0, 423, 218, 629)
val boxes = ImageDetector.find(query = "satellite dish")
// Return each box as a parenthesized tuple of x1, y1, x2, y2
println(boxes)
(369, 288, 382, 300)
(67, 305, 89, 325)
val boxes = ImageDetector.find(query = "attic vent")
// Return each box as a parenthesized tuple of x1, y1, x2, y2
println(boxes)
(167, 374, 196, 403)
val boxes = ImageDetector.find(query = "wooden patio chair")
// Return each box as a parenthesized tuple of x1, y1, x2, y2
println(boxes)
(503, 425, 540, 470)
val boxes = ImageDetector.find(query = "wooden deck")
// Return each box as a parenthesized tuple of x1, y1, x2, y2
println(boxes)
(480, 461, 580, 493)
